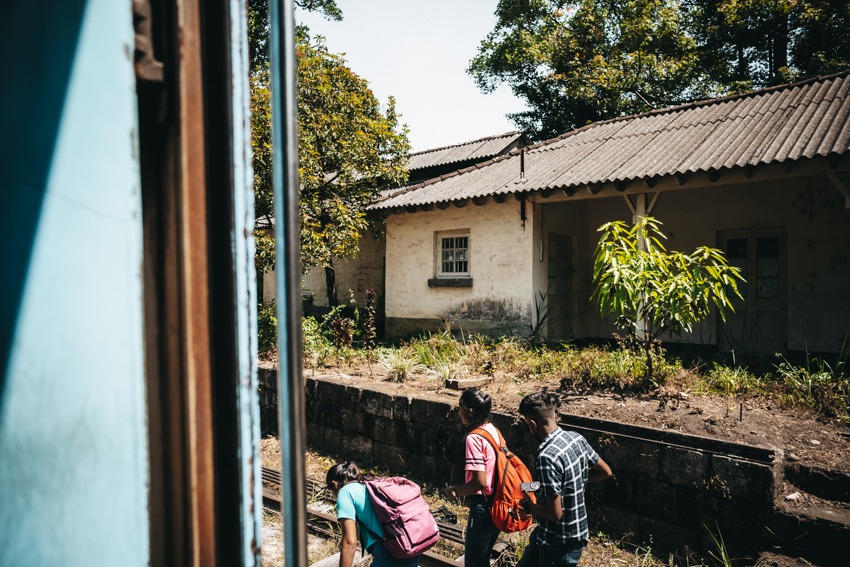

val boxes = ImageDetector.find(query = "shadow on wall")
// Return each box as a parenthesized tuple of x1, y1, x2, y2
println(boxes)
(0, 1, 87, 401)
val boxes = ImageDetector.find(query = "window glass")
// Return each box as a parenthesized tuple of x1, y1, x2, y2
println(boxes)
(439, 233, 469, 275)
(725, 238, 748, 298)
(756, 237, 780, 297)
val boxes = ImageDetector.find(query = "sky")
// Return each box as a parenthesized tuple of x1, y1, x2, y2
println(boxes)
(295, 0, 527, 152)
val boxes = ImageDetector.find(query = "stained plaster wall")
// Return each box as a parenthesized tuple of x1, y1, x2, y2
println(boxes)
(539, 173, 850, 352)
(384, 200, 535, 337)
(296, 232, 387, 308)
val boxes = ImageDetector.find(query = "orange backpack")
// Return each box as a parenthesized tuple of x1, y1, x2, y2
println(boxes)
(471, 427, 536, 532)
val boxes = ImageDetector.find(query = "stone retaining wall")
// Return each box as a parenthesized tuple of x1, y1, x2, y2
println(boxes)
(260, 368, 780, 559)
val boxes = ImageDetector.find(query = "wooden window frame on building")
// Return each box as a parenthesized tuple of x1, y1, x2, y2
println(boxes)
(429, 230, 473, 287)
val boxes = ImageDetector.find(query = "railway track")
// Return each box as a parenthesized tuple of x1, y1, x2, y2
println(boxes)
(261, 466, 515, 567)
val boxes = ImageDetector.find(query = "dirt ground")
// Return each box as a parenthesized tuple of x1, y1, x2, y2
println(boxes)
(307, 361, 850, 475)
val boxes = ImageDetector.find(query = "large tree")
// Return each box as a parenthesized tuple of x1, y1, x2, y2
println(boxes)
(470, 0, 850, 140)
(295, 34, 409, 306)
(469, 0, 707, 140)
(249, 1, 410, 307)
(686, 0, 850, 90)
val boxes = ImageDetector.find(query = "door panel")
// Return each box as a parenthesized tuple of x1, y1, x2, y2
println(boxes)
(546, 233, 572, 340)
(719, 230, 787, 354)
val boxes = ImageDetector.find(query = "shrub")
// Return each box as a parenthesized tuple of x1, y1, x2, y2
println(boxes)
(258, 301, 278, 354)
(405, 329, 465, 368)
(302, 315, 334, 368)
(377, 347, 425, 382)
(592, 217, 744, 381)
(774, 350, 850, 422)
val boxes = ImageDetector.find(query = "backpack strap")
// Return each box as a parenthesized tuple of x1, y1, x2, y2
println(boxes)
(470, 426, 508, 505)
(355, 481, 384, 553)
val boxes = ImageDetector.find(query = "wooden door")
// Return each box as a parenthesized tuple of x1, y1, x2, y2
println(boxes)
(546, 233, 572, 340)
(719, 230, 787, 354)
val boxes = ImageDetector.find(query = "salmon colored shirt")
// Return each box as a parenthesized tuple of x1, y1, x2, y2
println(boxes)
(464, 422, 499, 496)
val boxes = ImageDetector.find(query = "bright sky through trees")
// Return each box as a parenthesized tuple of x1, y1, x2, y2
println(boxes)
(295, 0, 527, 152)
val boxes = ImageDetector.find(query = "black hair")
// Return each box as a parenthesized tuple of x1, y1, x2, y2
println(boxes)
(326, 461, 363, 489)
(459, 387, 492, 428)
(519, 391, 558, 422)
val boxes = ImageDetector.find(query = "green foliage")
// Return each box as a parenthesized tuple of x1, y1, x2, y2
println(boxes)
(300, 323, 849, 420)
(591, 217, 744, 381)
(469, 0, 850, 140)
(592, 217, 744, 341)
(773, 343, 850, 422)
(703, 522, 733, 567)
(297, 33, 410, 281)
(469, 0, 707, 140)
(302, 315, 335, 367)
(527, 290, 552, 347)
(697, 362, 761, 397)
(377, 348, 425, 383)
(405, 329, 467, 368)
(258, 301, 278, 353)
(363, 288, 377, 350)
(247, 0, 342, 73)
(557, 343, 674, 391)
(248, 3, 409, 307)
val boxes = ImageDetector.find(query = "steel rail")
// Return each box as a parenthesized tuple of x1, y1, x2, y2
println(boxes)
(260, 467, 516, 567)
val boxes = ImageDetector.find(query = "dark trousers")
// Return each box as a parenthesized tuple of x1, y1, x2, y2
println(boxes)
(370, 541, 420, 567)
(464, 496, 500, 567)
(515, 529, 583, 567)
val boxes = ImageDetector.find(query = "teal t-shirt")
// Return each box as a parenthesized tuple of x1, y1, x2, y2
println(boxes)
(336, 482, 384, 552)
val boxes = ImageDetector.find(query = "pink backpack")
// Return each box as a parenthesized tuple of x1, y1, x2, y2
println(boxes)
(363, 477, 440, 559)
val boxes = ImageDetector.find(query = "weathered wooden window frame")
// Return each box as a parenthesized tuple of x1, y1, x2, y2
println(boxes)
(430, 229, 473, 287)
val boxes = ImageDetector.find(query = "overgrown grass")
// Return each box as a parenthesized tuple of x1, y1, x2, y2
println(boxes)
(296, 311, 850, 423)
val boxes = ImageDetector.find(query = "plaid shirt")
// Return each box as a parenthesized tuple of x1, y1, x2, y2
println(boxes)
(533, 427, 599, 546)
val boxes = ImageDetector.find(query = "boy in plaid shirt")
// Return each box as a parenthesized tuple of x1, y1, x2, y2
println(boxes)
(517, 392, 612, 566)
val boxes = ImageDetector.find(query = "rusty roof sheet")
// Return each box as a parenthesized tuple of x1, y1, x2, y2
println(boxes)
(372, 72, 850, 211)
(406, 131, 524, 171)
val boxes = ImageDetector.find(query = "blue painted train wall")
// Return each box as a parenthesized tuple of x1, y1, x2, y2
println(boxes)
(1, 1, 150, 564)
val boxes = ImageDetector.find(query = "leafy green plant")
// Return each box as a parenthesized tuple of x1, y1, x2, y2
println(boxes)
(591, 217, 745, 383)
(258, 301, 278, 353)
(377, 348, 425, 382)
(302, 315, 334, 368)
(527, 290, 552, 347)
(363, 288, 377, 350)
(697, 355, 761, 397)
(773, 344, 850, 422)
(703, 523, 733, 567)
(405, 329, 465, 368)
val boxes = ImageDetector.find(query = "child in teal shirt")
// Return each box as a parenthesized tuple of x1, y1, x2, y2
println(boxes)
(326, 462, 420, 567)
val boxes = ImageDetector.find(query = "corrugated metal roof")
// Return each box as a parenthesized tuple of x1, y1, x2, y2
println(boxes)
(372, 72, 850, 211)
(406, 131, 524, 171)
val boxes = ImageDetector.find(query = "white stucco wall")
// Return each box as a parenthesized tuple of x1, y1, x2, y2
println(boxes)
(383, 170, 849, 353)
(300, 232, 386, 308)
(263, 232, 386, 310)
(385, 200, 535, 335)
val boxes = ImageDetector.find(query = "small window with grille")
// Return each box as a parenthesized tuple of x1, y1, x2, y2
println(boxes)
(438, 232, 470, 276)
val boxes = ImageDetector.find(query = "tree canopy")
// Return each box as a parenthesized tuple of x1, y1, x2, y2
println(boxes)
(295, 33, 409, 284)
(248, 0, 342, 72)
(470, 0, 850, 140)
(249, 1, 410, 306)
